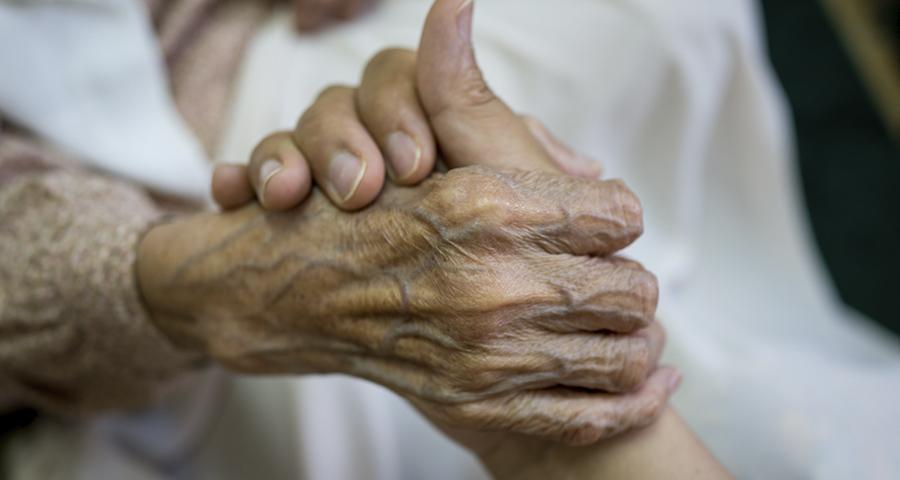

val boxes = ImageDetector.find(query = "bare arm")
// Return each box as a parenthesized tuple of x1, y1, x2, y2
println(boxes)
(481, 408, 731, 480)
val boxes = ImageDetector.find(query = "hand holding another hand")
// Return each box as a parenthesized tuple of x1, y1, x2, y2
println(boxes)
(140, 0, 676, 453)
(141, 163, 672, 445)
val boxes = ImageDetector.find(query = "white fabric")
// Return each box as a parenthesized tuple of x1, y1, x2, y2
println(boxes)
(0, 0, 210, 199)
(4, 0, 900, 479)
(219, 3, 900, 477)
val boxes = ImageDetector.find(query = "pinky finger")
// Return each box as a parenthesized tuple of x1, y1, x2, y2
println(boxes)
(446, 367, 680, 447)
(212, 164, 254, 210)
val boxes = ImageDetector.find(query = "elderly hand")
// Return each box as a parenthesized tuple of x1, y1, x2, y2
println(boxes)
(140, 163, 669, 445)
(175, 0, 676, 448)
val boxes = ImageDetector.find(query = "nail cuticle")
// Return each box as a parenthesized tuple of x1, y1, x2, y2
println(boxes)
(386, 132, 422, 181)
(258, 158, 282, 203)
(328, 151, 366, 202)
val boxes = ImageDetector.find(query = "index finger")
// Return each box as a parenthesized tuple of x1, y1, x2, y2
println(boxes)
(433, 167, 644, 256)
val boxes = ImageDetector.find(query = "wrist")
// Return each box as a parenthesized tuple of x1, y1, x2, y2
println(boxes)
(477, 437, 557, 480)
(136, 213, 211, 354)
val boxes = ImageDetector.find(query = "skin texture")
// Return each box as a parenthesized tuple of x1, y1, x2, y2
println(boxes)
(476, 408, 732, 480)
(195, 1, 730, 473)
(139, 165, 672, 445)
(211, 0, 600, 212)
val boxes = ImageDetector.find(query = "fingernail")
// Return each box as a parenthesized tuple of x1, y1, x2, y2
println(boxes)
(385, 132, 421, 180)
(258, 158, 282, 201)
(328, 151, 365, 202)
(666, 370, 683, 394)
(457, 0, 474, 42)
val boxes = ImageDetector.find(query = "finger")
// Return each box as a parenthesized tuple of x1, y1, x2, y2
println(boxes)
(294, 0, 340, 31)
(540, 323, 666, 393)
(525, 256, 658, 334)
(247, 131, 314, 211)
(513, 170, 644, 255)
(294, 86, 386, 210)
(428, 168, 643, 256)
(459, 322, 665, 395)
(212, 164, 254, 210)
(357, 48, 437, 185)
(446, 367, 681, 446)
(416, 0, 561, 173)
(521, 115, 603, 179)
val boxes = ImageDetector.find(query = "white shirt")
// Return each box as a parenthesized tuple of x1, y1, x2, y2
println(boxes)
(5, 1, 899, 479)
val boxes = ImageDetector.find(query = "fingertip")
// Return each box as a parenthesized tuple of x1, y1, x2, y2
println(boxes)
(332, 152, 385, 211)
(259, 161, 313, 211)
(356, 48, 436, 187)
(384, 131, 421, 183)
(212, 164, 254, 210)
(641, 366, 681, 399)
(384, 131, 436, 186)
(418, 0, 480, 114)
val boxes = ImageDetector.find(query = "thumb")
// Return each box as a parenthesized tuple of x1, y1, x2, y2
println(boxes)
(416, 0, 559, 173)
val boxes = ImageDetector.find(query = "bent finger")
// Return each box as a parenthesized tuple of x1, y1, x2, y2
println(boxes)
(454, 367, 680, 446)
(247, 131, 313, 211)
(542, 323, 666, 393)
(357, 48, 437, 185)
(525, 255, 658, 334)
(416, 0, 560, 173)
(294, 85, 386, 210)
(212, 164, 254, 210)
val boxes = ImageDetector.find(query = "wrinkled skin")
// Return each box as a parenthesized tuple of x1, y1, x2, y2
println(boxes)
(139, 165, 667, 445)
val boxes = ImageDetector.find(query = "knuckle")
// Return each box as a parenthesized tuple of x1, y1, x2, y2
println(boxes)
(426, 168, 517, 228)
(297, 87, 355, 132)
(606, 179, 644, 236)
(366, 48, 414, 73)
(256, 131, 289, 149)
(316, 84, 353, 101)
(452, 67, 498, 110)
(251, 132, 291, 162)
(429, 72, 498, 121)
(614, 339, 652, 392)
(296, 105, 327, 132)
(629, 268, 659, 324)
(603, 260, 658, 331)
(461, 78, 497, 109)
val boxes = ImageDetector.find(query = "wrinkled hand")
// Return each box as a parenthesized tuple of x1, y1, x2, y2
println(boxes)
(175, 0, 676, 450)
(140, 163, 671, 445)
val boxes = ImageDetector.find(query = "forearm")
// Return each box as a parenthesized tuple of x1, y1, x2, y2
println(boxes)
(482, 408, 731, 480)
(0, 161, 204, 414)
